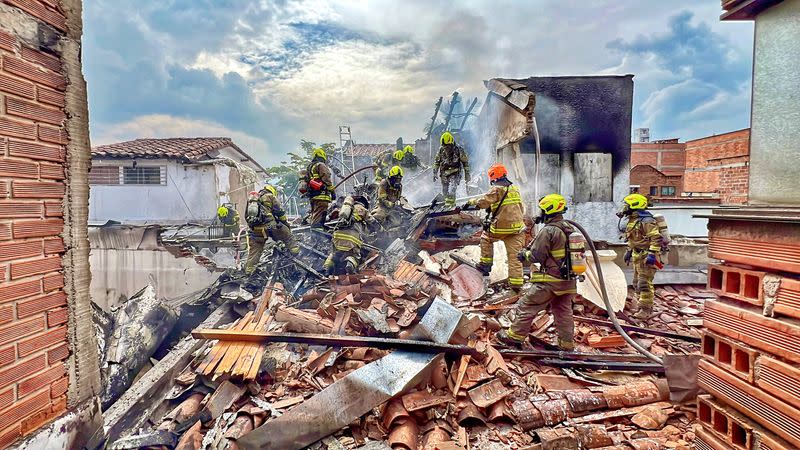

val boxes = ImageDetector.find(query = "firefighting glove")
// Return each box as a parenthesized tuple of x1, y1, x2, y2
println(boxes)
(623, 249, 632, 266)
(645, 252, 657, 267)
(517, 250, 532, 262)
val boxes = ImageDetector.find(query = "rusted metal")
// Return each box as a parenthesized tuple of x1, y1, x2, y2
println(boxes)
(499, 348, 652, 362)
(467, 379, 513, 408)
(191, 330, 479, 356)
(237, 298, 462, 450)
(537, 359, 665, 373)
(574, 315, 700, 343)
(449, 263, 486, 301)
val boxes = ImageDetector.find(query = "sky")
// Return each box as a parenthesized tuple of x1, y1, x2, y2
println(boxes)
(83, 0, 755, 166)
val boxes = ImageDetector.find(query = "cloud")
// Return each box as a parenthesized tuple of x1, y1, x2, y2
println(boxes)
(92, 114, 272, 164)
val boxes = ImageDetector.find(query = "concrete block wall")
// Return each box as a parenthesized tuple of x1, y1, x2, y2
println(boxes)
(0, 0, 99, 448)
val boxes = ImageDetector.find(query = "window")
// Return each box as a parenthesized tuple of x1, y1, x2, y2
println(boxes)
(661, 186, 676, 196)
(649, 186, 658, 196)
(123, 166, 165, 185)
(89, 166, 121, 185)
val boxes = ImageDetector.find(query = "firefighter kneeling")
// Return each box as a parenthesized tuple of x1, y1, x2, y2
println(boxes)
(245, 185, 299, 275)
(324, 195, 370, 275)
(465, 164, 525, 291)
(497, 194, 585, 351)
(371, 165, 404, 229)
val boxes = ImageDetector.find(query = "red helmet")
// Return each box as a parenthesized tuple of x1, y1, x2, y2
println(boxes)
(487, 163, 508, 181)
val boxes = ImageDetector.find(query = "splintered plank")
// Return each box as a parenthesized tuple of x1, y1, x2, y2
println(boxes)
(238, 285, 284, 380)
(213, 314, 256, 379)
(200, 312, 253, 377)
(233, 311, 273, 378)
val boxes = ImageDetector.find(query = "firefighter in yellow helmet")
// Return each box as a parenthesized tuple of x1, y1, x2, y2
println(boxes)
(496, 194, 577, 350)
(620, 193, 663, 319)
(433, 132, 470, 206)
(374, 145, 421, 180)
(244, 185, 299, 274)
(323, 195, 371, 275)
(216, 203, 240, 237)
(372, 165, 404, 229)
(464, 164, 525, 290)
(301, 148, 335, 228)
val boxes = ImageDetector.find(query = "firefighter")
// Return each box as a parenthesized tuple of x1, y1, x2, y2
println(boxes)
(372, 165, 404, 229)
(433, 132, 470, 206)
(464, 164, 525, 290)
(302, 148, 335, 228)
(323, 195, 370, 275)
(620, 193, 663, 318)
(245, 185, 299, 275)
(216, 203, 240, 237)
(374, 145, 421, 180)
(496, 194, 577, 350)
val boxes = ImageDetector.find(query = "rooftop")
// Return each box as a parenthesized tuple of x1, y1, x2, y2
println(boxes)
(346, 143, 407, 157)
(92, 137, 245, 162)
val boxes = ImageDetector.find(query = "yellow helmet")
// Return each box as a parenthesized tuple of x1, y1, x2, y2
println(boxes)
(539, 193, 567, 215)
(624, 193, 648, 210)
(441, 132, 454, 145)
(264, 184, 278, 197)
(312, 147, 327, 160)
(217, 205, 229, 218)
(388, 165, 404, 178)
(403, 145, 414, 155)
(393, 150, 405, 161)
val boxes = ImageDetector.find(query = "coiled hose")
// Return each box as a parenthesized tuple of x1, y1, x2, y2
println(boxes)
(565, 219, 664, 365)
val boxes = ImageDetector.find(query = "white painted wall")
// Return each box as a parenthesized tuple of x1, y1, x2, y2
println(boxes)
(89, 159, 218, 224)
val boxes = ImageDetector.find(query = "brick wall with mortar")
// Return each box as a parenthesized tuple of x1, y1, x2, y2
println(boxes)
(0, 1, 99, 448)
(630, 139, 686, 174)
(684, 129, 750, 205)
(629, 164, 683, 202)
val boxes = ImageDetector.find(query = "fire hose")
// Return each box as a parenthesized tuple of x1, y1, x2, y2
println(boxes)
(333, 165, 378, 190)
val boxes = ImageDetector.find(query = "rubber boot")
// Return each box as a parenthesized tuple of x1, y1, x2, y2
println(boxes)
(476, 263, 492, 277)
(634, 303, 654, 320)
(557, 339, 575, 351)
(495, 329, 525, 348)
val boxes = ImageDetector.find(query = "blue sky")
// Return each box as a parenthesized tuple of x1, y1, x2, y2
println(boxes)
(83, 0, 754, 165)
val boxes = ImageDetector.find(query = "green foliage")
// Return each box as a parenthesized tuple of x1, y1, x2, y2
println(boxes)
(264, 139, 336, 195)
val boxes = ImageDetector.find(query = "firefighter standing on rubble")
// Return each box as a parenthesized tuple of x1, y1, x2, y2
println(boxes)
(375, 145, 421, 180)
(302, 148, 335, 228)
(371, 165, 404, 229)
(433, 132, 470, 206)
(620, 193, 664, 319)
(497, 194, 578, 350)
(244, 185, 300, 275)
(464, 164, 525, 290)
(323, 195, 371, 275)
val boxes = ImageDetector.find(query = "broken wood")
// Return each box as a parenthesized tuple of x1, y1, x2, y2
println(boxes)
(275, 306, 335, 333)
(191, 330, 480, 356)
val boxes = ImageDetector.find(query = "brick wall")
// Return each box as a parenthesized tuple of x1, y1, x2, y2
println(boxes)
(631, 139, 686, 174)
(684, 129, 750, 205)
(629, 164, 683, 202)
(0, 1, 98, 448)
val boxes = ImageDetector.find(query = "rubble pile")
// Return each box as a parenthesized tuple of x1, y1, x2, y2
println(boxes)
(104, 249, 709, 450)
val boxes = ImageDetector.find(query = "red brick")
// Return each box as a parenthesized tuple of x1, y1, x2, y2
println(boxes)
(5, 97, 65, 126)
(0, 73, 35, 99)
(0, 305, 11, 326)
(7, 140, 63, 162)
(36, 125, 67, 145)
(0, 201, 43, 218)
(16, 326, 66, 357)
(39, 162, 64, 180)
(0, 157, 40, 179)
(10, 256, 61, 279)
(0, 223, 10, 241)
(17, 361, 65, 398)
(0, 117, 37, 141)
(0, 264, 5, 280)
(45, 307, 65, 327)
(49, 376, 66, 398)
(0, 346, 14, 367)
(11, 180, 64, 199)
(45, 343, 67, 363)
(3, 0, 67, 32)
(0, 278, 40, 304)
(0, 29, 15, 52)
(0, 317, 44, 347)
(2, 56, 65, 91)
(16, 291, 65, 318)
(0, 182, 7, 198)
(0, 389, 49, 431)
(0, 424, 21, 450)
(20, 47, 61, 74)
(0, 388, 12, 408)
(12, 219, 63, 239)
(41, 273, 62, 292)
(42, 237, 62, 254)
(43, 200, 61, 217)
(35, 86, 64, 108)
(0, 354, 45, 390)
(0, 239, 43, 262)
(20, 394, 65, 435)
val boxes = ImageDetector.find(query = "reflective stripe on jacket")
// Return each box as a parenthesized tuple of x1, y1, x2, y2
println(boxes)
(474, 184, 525, 235)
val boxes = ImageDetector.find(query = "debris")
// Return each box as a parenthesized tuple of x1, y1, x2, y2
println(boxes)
(631, 405, 669, 430)
(587, 333, 626, 349)
(467, 379, 513, 408)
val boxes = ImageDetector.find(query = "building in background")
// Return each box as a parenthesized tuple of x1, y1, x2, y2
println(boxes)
(89, 138, 266, 225)
(683, 129, 750, 205)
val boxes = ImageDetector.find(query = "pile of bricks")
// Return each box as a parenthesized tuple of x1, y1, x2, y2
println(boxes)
(696, 213, 800, 449)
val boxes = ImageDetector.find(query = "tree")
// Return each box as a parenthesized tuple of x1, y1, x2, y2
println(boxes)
(263, 140, 336, 212)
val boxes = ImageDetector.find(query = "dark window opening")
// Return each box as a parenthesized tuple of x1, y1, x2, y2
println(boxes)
(123, 166, 165, 185)
(661, 186, 676, 196)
